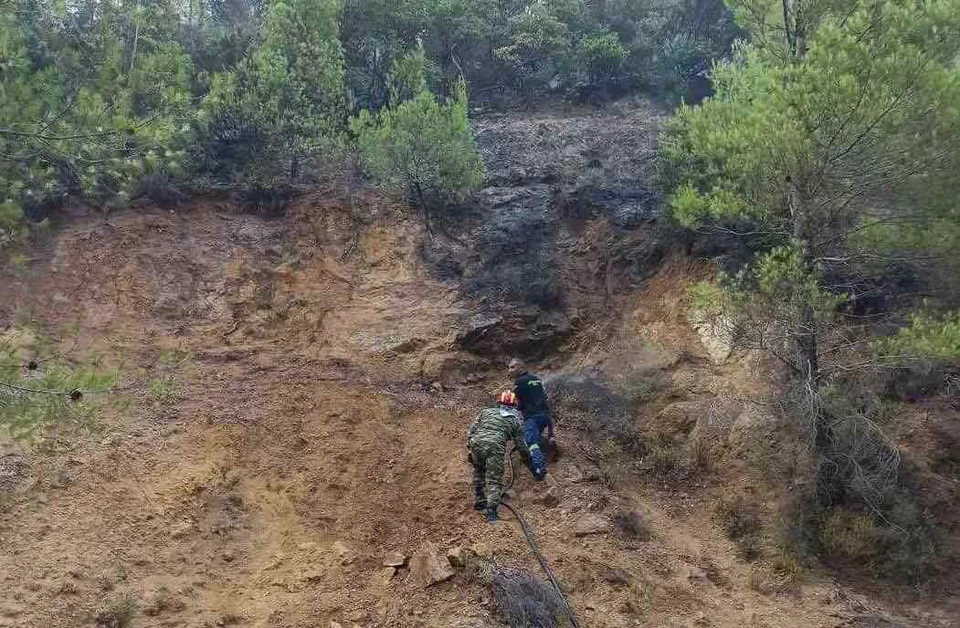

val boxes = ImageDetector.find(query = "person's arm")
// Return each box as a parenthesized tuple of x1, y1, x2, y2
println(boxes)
(513, 379, 525, 414)
(511, 420, 530, 458)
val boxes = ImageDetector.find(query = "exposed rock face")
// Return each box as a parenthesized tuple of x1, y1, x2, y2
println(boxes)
(455, 308, 574, 359)
(728, 405, 780, 453)
(421, 103, 666, 362)
(654, 399, 742, 444)
(688, 310, 734, 365)
(420, 351, 489, 385)
(473, 104, 665, 228)
(410, 542, 455, 587)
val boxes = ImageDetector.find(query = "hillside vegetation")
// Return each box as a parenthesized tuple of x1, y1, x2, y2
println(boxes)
(2, 1, 960, 627)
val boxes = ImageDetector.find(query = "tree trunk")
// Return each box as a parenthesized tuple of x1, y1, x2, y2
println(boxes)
(129, 20, 140, 74)
(787, 171, 822, 449)
(290, 154, 300, 181)
(784, 0, 818, 387)
(414, 181, 434, 237)
(782, 0, 807, 61)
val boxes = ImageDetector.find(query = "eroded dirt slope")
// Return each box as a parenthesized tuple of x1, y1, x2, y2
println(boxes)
(1, 200, 957, 628)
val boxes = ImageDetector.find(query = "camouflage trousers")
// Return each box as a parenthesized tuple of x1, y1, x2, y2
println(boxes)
(469, 441, 507, 509)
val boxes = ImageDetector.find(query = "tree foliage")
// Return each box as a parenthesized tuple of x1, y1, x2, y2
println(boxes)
(664, 0, 960, 382)
(880, 312, 960, 363)
(1, 1, 193, 229)
(342, 0, 741, 105)
(0, 328, 116, 443)
(665, 0, 960, 575)
(0, 0, 739, 241)
(197, 0, 346, 188)
(351, 80, 483, 231)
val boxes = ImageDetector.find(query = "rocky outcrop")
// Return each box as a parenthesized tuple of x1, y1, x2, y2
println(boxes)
(688, 310, 735, 365)
(653, 399, 742, 444)
(728, 405, 780, 453)
(410, 542, 455, 587)
(382, 551, 407, 568)
(455, 308, 574, 359)
(473, 104, 665, 227)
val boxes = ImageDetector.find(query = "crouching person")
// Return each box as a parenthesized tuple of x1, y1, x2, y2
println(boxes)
(509, 358, 555, 471)
(468, 391, 542, 522)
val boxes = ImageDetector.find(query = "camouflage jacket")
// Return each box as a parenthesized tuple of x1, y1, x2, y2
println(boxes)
(467, 407, 529, 455)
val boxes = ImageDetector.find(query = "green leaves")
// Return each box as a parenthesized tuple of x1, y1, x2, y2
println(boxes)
(199, 0, 347, 187)
(0, 2, 195, 240)
(577, 31, 626, 83)
(0, 328, 117, 444)
(389, 45, 429, 105)
(352, 80, 483, 219)
(664, 0, 960, 235)
(664, 0, 960, 384)
(879, 312, 960, 362)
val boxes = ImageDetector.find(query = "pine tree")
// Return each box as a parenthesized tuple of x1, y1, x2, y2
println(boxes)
(351, 80, 483, 233)
(201, 0, 347, 187)
(663, 0, 960, 397)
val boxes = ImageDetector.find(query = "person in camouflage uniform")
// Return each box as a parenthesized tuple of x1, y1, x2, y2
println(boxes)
(468, 391, 542, 522)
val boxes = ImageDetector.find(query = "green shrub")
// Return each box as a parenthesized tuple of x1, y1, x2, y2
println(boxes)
(196, 0, 347, 194)
(1, 328, 116, 443)
(351, 81, 483, 232)
(575, 31, 626, 95)
(879, 311, 960, 363)
(820, 511, 878, 564)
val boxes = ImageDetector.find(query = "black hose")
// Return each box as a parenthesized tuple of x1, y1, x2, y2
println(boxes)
(502, 451, 580, 628)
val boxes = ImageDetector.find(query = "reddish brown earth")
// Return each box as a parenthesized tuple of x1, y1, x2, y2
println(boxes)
(1, 201, 957, 628)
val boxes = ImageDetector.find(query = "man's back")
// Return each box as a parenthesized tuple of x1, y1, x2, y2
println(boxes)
(469, 407, 524, 449)
(514, 372, 548, 415)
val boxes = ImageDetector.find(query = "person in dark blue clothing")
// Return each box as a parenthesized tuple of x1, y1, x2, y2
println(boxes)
(509, 358, 554, 477)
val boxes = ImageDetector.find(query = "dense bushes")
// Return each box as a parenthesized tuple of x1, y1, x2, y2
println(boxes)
(0, 0, 740, 246)
(0, 3, 193, 238)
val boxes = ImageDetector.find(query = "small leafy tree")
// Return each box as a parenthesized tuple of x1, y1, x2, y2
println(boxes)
(388, 45, 429, 105)
(495, 1, 571, 98)
(575, 31, 626, 97)
(351, 80, 483, 233)
(199, 0, 347, 189)
(663, 0, 960, 551)
(664, 0, 960, 398)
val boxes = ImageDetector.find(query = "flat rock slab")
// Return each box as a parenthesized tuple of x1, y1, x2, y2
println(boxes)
(382, 551, 407, 568)
(574, 513, 613, 537)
